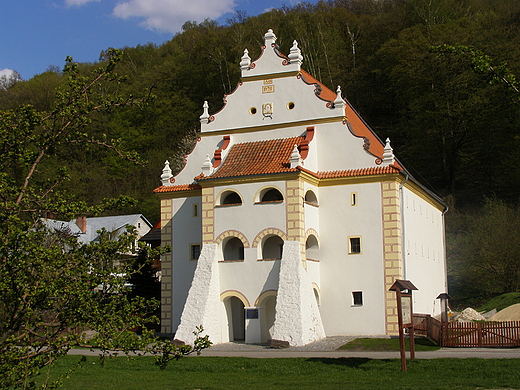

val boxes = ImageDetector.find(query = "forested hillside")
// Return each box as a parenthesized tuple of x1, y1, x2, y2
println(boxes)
(2, 0, 519, 302)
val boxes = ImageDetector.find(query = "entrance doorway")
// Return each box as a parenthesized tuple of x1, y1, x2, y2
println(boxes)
(257, 292, 277, 343)
(223, 296, 245, 341)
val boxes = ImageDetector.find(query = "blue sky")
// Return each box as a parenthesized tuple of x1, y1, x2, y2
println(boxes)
(2, 0, 318, 81)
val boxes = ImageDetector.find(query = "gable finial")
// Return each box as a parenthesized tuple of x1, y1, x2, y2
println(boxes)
(290, 144, 303, 168)
(199, 101, 210, 124)
(334, 85, 345, 109)
(201, 154, 214, 176)
(240, 48, 251, 71)
(288, 40, 303, 66)
(264, 29, 277, 46)
(382, 138, 395, 166)
(161, 160, 173, 186)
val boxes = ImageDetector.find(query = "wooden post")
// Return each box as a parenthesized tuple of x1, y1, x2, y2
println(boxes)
(409, 325, 416, 360)
(396, 288, 407, 371)
(389, 280, 418, 372)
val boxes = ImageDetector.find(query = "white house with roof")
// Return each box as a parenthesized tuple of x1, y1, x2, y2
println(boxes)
(43, 214, 152, 246)
(155, 30, 447, 346)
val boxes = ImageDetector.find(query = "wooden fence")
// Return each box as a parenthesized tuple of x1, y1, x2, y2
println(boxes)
(412, 314, 520, 347)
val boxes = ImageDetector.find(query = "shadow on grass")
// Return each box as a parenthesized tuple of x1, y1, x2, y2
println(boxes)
(305, 357, 380, 368)
(338, 336, 439, 351)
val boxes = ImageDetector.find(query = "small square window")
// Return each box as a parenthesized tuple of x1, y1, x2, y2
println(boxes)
(349, 236, 361, 254)
(190, 244, 201, 260)
(352, 291, 363, 306)
(351, 192, 357, 206)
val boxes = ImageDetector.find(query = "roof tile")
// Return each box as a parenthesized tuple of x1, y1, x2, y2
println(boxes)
(153, 183, 202, 193)
(199, 136, 305, 180)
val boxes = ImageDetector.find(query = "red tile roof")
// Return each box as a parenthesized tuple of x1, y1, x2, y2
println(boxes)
(315, 165, 401, 179)
(153, 183, 202, 193)
(198, 136, 305, 180)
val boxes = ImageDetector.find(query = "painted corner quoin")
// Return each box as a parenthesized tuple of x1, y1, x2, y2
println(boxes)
(153, 29, 447, 344)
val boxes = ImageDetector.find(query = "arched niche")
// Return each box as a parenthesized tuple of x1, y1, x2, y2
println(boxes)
(217, 189, 243, 206)
(261, 235, 284, 260)
(255, 186, 284, 203)
(306, 234, 319, 261)
(222, 236, 245, 261)
(304, 189, 318, 206)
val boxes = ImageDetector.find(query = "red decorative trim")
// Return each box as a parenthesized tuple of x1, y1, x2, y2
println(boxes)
(209, 115, 215, 122)
(375, 158, 383, 165)
(326, 102, 333, 108)
(213, 150, 222, 168)
(299, 140, 309, 160)
(212, 135, 231, 168)
(222, 135, 231, 149)
(304, 126, 315, 142)
(282, 59, 289, 66)
(169, 177, 175, 183)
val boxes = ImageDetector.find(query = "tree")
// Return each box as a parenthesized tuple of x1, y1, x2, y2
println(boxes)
(0, 69, 22, 91)
(448, 198, 520, 302)
(0, 50, 209, 390)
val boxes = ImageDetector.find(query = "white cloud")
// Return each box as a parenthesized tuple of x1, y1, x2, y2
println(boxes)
(113, 0, 236, 33)
(65, 0, 101, 6)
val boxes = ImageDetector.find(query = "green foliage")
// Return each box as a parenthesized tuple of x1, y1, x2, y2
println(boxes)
(477, 292, 520, 313)
(338, 337, 439, 351)
(150, 326, 212, 370)
(448, 198, 520, 302)
(40, 355, 520, 390)
(0, 52, 209, 389)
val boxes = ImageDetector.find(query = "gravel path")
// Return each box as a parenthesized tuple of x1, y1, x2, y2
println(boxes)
(206, 336, 358, 352)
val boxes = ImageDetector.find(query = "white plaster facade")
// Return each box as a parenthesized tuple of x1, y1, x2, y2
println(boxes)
(155, 30, 447, 346)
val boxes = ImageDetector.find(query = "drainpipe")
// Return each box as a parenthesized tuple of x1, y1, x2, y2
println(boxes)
(441, 205, 449, 294)
(399, 173, 410, 279)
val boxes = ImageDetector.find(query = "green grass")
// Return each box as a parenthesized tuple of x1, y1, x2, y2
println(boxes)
(477, 292, 520, 313)
(37, 355, 520, 390)
(338, 337, 440, 352)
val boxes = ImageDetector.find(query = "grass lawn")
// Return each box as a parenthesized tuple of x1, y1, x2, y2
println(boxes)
(477, 292, 520, 313)
(41, 355, 520, 390)
(338, 337, 440, 352)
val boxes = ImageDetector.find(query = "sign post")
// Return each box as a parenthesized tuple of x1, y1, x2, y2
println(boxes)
(389, 280, 418, 372)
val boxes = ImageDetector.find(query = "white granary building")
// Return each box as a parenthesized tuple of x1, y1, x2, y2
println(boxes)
(154, 30, 447, 346)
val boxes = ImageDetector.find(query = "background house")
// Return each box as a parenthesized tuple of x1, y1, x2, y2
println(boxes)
(155, 30, 447, 346)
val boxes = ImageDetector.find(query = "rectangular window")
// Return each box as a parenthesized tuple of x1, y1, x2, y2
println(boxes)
(349, 236, 361, 254)
(352, 291, 363, 306)
(190, 244, 201, 260)
(192, 203, 199, 217)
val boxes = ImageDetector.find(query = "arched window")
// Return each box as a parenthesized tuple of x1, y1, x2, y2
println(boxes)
(221, 190, 242, 206)
(306, 235, 319, 261)
(262, 235, 284, 260)
(223, 237, 245, 261)
(261, 189, 283, 202)
(304, 190, 318, 206)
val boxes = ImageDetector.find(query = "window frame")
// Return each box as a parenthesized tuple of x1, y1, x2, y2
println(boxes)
(352, 291, 363, 306)
(348, 236, 362, 255)
(190, 243, 201, 260)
